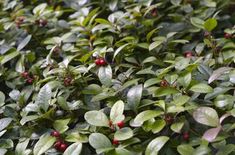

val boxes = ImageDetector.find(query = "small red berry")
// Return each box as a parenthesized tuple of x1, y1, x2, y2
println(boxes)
(51, 131, 60, 137)
(112, 139, 119, 145)
(54, 141, 62, 150)
(164, 115, 174, 124)
(26, 78, 33, 84)
(183, 132, 190, 141)
(21, 71, 29, 78)
(160, 80, 168, 87)
(95, 58, 101, 65)
(99, 58, 106, 66)
(151, 8, 157, 17)
(59, 143, 68, 152)
(184, 51, 193, 58)
(117, 121, 125, 128)
(224, 33, 232, 39)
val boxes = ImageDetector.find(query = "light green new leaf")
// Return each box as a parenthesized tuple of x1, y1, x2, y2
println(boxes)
(114, 127, 133, 141)
(204, 18, 217, 32)
(190, 83, 213, 93)
(193, 107, 219, 127)
(33, 134, 56, 155)
(110, 100, 125, 124)
(145, 136, 169, 155)
(35, 84, 52, 112)
(53, 118, 70, 133)
(63, 142, 82, 155)
(98, 66, 112, 87)
(134, 110, 163, 126)
(177, 144, 194, 155)
(127, 84, 143, 112)
(89, 133, 112, 150)
(85, 111, 109, 127)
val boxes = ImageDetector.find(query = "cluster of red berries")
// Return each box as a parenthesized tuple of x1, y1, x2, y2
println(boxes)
(109, 120, 125, 146)
(184, 51, 193, 58)
(160, 80, 168, 87)
(35, 19, 48, 27)
(51, 131, 68, 152)
(95, 57, 107, 66)
(63, 76, 73, 86)
(21, 71, 34, 84)
(15, 16, 25, 28)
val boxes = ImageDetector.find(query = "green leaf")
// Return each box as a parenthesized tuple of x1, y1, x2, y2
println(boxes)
(151, 120, 166, 133)
(89, 133, 112, 150)
(114, 127, 133, 141)
(53, 118, 70, 133)
(127, 84, 143, 112)
(155, 87, 179, 97)
(190, 17, 205, 29)
(204, 18, 217, 32)
(134, 110, 163, 126)
(15, 138, 30, 155)
(0, 91, 5, 106)
(35, 84, 52, 111)
(63, 142, 82, 155)
(208, 67, 232, 84)
(144, 78, 161, 88)
(33, 134, 56, 155)
(190, 83, 213, 93)
(177, 144, 194, 155)
(17, 35, 32, 51)
(0, 149, 7, 155)
(110, 100, 125, 124)
(98, 66, 112, 87)
(0, 118, 12, 131)
(203, 126, 221, 142)
(114, 43, 131, 59)
(1, 50, 20, 65)
(170, 121, 184, 133)
(84, 111, 109, 127)
(145, 136, 169, 155)
(193, 107, 219, 127)
(172, 95, 190, 106)
(149, 40, 164, 51)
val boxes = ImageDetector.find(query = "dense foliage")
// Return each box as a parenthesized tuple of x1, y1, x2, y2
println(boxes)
(0, 0, 235, 154)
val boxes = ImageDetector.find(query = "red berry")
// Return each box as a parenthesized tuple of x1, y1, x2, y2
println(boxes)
(54, 141, 62, 150)
(95, 58, 101, 65)
(99, 58, 106, 66)
(51, 131, 60, 137)
(160, 80, 168, 87)
(112, 139, 119, 145)
(59, 143, 68, 152)
(224, 33, 232, 39)
(183, 132, 190, 141)
(117, 121, 125, 128)
(38, 19, 47, 27)
(164, 115, 174, 124)
(26, 78, 33, 84)
(184, 51, 193, 58)
(21, 71, 29, 78)
(151, 8, 157, 17)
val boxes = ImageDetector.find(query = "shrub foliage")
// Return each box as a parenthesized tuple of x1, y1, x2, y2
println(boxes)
(0, 0, 235, 154)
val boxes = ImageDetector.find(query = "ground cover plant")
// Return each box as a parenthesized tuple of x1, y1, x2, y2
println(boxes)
(0, 0, 235, 154)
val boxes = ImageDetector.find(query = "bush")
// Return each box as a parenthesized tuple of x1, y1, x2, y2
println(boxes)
(0, 0, 235, 154)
